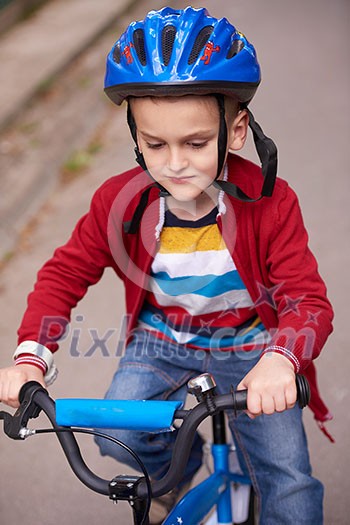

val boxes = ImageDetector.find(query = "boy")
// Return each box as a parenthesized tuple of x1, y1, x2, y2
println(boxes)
(0, 7, 333, 524)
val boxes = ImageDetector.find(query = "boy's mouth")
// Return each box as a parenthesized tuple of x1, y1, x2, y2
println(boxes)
(166, 175, 195, 184)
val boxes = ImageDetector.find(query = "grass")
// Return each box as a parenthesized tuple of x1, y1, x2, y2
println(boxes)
(60, 140, 102, 183)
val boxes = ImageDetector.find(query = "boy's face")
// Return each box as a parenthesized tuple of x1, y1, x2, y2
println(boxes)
(130, 95, 247, 203)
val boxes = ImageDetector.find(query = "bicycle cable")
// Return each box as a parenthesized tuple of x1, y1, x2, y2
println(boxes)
(32, 426, 152, 525)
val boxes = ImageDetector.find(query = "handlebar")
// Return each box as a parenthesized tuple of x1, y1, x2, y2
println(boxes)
(0, 375, 310, 500)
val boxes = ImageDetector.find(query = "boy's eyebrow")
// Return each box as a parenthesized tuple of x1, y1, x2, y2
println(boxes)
(139, 129, 215, 141)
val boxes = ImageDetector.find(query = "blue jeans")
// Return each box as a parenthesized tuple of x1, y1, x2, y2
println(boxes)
(95, 330, 323, 524)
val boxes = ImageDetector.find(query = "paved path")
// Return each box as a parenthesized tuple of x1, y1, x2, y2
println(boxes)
(0, 0, 137, 259)
(0, 0, 349, 523)
(0, 0, 134, 131)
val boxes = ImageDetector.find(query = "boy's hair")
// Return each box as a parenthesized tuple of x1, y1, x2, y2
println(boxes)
(128, 94, 240, 124)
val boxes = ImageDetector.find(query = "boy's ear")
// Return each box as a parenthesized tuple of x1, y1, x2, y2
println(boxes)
(227, 109, 249, 152)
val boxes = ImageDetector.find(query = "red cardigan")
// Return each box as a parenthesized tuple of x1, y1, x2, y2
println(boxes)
(18, 154, 334, 423)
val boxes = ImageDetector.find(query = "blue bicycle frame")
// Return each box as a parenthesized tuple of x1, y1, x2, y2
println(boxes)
(165, 442, 251, 524)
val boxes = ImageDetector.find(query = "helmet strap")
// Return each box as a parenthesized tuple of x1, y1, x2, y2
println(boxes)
(126, 102, 170, 197)
(213, 107, 278, 201)
(215, 94, 228, 181)
(246, 108, 278, 197)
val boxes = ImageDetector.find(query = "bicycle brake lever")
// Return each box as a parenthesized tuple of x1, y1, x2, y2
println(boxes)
(0, 381, 48, 439)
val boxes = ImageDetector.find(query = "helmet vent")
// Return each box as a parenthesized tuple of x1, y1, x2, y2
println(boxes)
(226, 39, 244, 59)
(133, 28, 147, 66)
(188, 25, 214, 65)
(112, 44, 121, 64)
(162, 25, 177, 66)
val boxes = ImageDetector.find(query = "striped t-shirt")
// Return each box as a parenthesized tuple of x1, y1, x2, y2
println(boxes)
(138, 207, 270, 351)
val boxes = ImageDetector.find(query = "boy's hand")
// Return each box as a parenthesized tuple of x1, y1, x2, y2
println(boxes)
(0, 364, 45, 409)
(237, 353, 296, 418)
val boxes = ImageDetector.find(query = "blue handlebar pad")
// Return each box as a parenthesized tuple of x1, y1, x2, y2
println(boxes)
(55, 399, 183, 431)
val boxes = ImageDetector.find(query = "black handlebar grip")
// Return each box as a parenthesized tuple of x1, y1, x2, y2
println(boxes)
(231, 388, 248, 413)
(232, 374, 310, 413)
(296, 374, 311, 409)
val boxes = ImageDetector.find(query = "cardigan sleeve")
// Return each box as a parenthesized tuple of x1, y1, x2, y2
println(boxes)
(17, 185, 116, 353)
(263, 184, 334, 371)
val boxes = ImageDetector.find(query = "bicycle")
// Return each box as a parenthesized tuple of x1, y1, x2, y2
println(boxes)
(0, 373, 310, 525)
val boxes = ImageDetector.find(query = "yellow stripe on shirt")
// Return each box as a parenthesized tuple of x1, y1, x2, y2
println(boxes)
(158, 224, 227, 254)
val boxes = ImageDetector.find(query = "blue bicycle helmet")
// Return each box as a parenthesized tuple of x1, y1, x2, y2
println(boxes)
(105, 6, 260, 105)
(104, 7, 277, 231)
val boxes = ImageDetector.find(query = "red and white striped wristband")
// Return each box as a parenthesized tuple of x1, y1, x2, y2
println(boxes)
(14, 353, 47, 374)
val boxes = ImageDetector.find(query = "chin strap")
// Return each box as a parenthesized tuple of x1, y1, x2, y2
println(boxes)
(213, 106, 278, 202)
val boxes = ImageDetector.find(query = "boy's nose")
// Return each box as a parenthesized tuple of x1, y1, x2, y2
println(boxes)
(167, 148, 189, 172)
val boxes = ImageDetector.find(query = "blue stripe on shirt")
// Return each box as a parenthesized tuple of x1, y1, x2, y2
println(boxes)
(152, 269, 246, 297)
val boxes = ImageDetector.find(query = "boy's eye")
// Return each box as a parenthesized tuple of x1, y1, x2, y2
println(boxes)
(144, 140, 209, 150)
(146, 142, 164, 150)
(189, 141, 208, 149)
